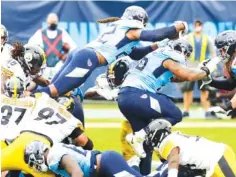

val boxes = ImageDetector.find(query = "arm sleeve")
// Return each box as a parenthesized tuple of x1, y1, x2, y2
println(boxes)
(62, 29, 77, 51)
(140, 26, 177, 42)
(129, 45, 153, 60)
(209, 78, 236, 91)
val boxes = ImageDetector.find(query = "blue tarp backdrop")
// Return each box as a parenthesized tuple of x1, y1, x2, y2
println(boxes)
(2, 1, 236, 97)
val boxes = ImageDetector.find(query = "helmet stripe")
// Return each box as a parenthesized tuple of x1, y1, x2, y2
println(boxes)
(13, 76, 18, 98)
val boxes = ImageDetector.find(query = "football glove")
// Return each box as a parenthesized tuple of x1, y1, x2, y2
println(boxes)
(174, 21, 188, 36)
(200, 75, 212, 89)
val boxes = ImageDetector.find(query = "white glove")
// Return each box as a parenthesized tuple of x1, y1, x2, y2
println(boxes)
(202, 57, 221, 74)
(174, 21, 188, 36)
(200, 75, 212, 89)
(208, 106, 227, 115)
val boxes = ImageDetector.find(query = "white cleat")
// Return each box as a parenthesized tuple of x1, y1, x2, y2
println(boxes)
(126, 132, 146, 158)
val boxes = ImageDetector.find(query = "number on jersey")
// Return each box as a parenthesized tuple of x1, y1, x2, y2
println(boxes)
(1, 105, 26, 125)
(34, 107, 67, 125)
(135, 57, 148, 71)
(98, 24, 117, 44)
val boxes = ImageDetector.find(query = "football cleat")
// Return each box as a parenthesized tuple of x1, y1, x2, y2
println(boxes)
(126, 131, 146, 158)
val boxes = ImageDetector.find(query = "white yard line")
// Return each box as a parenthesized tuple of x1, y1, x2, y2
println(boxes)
(86, 122, 236, 128)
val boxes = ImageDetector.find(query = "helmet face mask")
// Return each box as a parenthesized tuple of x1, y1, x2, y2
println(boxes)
(172, 39, 193, 60)
(28, 153, 48, 172)
(107, 58, 129, 88)
(24, 141, 48, 173)
(4, 76, 25, 98)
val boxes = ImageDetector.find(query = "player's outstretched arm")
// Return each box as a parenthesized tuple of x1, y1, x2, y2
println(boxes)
(60, 155, 84, 177)
(127, 22, 186, 42)
(167, 147, 180, 177)
(163, 59, 208, 81)
(129, 44, 158, 60)
(209, 78, 236, 91)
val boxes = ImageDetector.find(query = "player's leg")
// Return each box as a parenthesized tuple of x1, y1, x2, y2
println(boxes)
(118, 88, 182, 128)
(36, 48, 102, 97)
(50, 48, 78, 83)
(120, 120, 135, 161)
(99, 151, 143, 177)
(71, 95, 85, 126)
(212, 145, 236, 177)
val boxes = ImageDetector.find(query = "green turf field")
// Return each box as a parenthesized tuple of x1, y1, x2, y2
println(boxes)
(85, 117, 236, 152)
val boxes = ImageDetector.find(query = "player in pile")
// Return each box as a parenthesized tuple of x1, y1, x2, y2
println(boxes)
(137, 119, 236, 177)
(1, 42, 49, 91)
(1, 76, 93, 177)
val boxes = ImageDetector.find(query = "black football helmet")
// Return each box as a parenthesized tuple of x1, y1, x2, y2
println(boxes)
(121, 6, 148, 27)
(215, 30, 236, 62)
(56, 96, 75, 113)
(4, 76, 25, 98)
(24, 141, 48, 172)
(19, 44, 45, 75)
(171, 39, 193, 60)
(107, 58, 129, 88)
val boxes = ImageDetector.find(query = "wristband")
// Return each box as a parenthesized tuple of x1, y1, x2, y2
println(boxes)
(168, 168, 178, 177)
(200, 66, 210, 75)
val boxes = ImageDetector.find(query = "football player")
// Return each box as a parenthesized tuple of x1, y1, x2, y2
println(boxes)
(1, 77, 92, 177)
(23, 140, 207, 177)
(1, 42, 49, 92)
(199, 31, 236, 116)
(117, 39, 220, 174)
(1, 25, 13, 63)
(35, 5, 188, 97)
(140, 119, 236, 177)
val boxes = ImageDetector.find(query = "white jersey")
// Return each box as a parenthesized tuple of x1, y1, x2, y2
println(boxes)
(157, 132, 225, 176)
(0, 95, 36, 141)
(86, 19, 143, 64)
(1, 58, 32, 89)
(19, 93, 83, 144)
(1, 43, 13, 66)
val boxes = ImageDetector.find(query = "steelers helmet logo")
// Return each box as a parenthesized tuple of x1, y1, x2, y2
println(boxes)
(24, 52, 33, 62)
